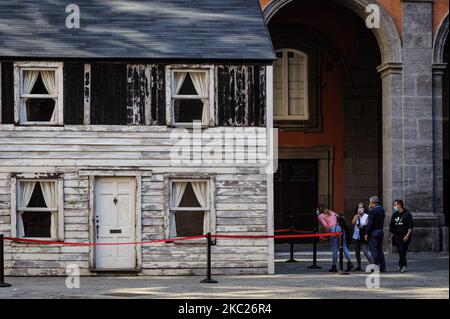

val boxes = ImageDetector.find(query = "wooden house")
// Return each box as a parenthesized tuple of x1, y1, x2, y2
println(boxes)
(0, 0, 276, 275)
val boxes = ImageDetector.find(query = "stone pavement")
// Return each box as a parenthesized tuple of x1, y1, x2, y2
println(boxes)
(0, 252, 448, 299)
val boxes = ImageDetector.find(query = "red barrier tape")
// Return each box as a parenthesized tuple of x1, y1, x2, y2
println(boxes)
(3, 235, 206, 246)
(3, 231, 340, 246)
(211, 232, 341, 239)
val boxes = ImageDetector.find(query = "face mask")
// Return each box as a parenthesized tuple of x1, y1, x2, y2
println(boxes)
(358, 208, 364, 213)
(316, 209, 320, 216)
(393, 207, 399, 213)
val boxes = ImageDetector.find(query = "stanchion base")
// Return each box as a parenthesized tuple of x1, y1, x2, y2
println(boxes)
(337, 271, 350, 275)
(0, 282, 11, 288)
(307, 265, 322, 269)
(200, 279, 218, 284)
(285, 259, 298, 263)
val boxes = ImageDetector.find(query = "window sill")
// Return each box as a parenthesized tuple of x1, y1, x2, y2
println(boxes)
(274, 119, 322, 132)
(165, 238, 209, 245)
(11, 238, 60, 246)
(14, 124, 64, 129)
(171, 124, 211, 130)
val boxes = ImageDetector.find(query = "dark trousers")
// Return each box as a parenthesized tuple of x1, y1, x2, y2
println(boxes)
(354, 239, 374, 266)
(369, 229, 386, 271)
(393, 234, 410, 268)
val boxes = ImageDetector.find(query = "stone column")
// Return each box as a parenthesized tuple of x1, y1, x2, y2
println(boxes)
(377, 63, 403, 245)
(432, 63, 447, 244)
(400, 0, 439, 251)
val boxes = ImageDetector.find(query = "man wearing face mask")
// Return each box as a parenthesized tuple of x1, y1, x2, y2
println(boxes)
(389, 199, 414, 272)
(352, 202, 374, 271)
(365, 195, 387, 272)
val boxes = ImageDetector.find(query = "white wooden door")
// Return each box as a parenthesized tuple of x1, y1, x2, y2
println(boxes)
(94, 177, 136, 269)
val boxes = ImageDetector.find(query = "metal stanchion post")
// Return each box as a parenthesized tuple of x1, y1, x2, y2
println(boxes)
(0, 234, 11, 288)
(285, 215, 298, 263)
(308, 211, 321, 269)
(201, 232, 218, 284)
(338, 233, 350, 275)
(285, 234, 298, 263)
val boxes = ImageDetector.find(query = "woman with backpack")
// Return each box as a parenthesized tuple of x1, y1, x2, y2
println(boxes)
(352, 203, 374, 271)
(317, 205, 353, 272)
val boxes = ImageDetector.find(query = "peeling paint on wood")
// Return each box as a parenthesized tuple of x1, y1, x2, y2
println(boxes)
(216, 65, 266, 127)
(149, 65, 166, 126)
(83, 64, 91, 125)
(126, 64, 149, 125)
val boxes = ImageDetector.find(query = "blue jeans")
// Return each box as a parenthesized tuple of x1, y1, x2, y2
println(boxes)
(369, 229, 386, 271)
(330, 225, 351, 265)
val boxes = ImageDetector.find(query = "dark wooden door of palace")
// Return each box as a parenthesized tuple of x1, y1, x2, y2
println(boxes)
(274, 159, 318, 243)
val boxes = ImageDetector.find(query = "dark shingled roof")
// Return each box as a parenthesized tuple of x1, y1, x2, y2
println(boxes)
(0, 0, 275, 61)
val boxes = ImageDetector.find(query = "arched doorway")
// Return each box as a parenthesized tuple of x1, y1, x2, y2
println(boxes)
(444, 36, 449, 228)
(433, 13, 449, 249)
(262, 0, 403, 254)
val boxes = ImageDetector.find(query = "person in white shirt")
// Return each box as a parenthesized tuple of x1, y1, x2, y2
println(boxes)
(352, 202, 374, 271)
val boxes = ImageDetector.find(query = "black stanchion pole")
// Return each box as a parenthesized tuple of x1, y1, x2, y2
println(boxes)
(285, 234, 298, 263)
(308, 212, 321, 269)
(285, 216, 298, 263)
(338, 234, 350, 275)
(200, 233, 218, 284)
(0, 234, 11, 288)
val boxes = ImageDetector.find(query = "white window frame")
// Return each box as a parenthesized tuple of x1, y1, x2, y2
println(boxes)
(273, 49, 309, 121)
(11, 176, 64, 241)
(165, 65, 215, 127)
(13, 61, 64, 125)
(166, 177, 215, 241)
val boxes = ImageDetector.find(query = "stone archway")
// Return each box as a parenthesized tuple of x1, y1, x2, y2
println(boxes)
(432, 13, 449, 243)
(263, 0, 402, 64)
(434, 14, 449, 64)
(264, 0, 446, 251)
(263, 0, 403, 222)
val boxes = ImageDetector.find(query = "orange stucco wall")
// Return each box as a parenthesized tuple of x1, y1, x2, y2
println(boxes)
(260, 0, 449, 37)
(434, 0, 449, 36)
(377, 0, 403, 34)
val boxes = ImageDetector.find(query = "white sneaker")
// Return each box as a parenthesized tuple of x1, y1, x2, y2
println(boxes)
(400, 266, 407, 273)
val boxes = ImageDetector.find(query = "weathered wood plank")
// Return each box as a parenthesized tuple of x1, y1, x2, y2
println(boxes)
(127, 64, 149, 125)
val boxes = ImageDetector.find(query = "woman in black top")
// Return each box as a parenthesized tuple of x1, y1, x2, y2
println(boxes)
(389, 199, 414, 272)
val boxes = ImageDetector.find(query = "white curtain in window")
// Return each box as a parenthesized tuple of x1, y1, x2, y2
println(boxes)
(40, 71, 57, 123)
(17, 181, 36, 237)
(173, 72, 187, 95)
(40, 181, 57, 209)
(191, 181, 209, 234)
(170, 182, 187, 238)
(190, 72, 209, 125)
(20, 70, 39, 123)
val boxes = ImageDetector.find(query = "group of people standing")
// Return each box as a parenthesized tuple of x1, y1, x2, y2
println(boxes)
(317, 196, 414, 273)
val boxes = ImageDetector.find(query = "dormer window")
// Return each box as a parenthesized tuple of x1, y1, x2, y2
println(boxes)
(14, 62, 63, 125)
(167, 66, 214, 127)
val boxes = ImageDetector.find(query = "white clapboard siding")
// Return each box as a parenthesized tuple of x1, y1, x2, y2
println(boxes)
(0, 125, 269, 276)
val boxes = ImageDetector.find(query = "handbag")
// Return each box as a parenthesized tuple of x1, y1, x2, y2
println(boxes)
(357, 216, 367, 241)
(335, 213, 351, 245)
